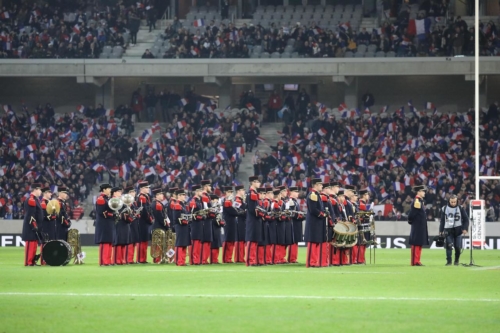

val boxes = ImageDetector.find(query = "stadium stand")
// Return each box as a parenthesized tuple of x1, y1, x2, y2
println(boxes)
(0, 89, 251, 219)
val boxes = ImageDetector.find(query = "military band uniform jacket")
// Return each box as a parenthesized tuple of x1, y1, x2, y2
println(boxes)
(245, 189, 263, 242)
(408, 196, 429, 246)
(304, 190, 327, 243)
(95, 194, 116, 244)
(22, 194, 44, 242)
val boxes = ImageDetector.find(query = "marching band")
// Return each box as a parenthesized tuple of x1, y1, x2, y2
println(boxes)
(21, 176, 394, 268)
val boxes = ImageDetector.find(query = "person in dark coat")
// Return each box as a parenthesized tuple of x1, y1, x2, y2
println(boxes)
(439, 195, 469, 266)
(136, 181, 153, 264)
(210, 194, 225, 264)
(201, 180, 216, 264)
(189, 185, 205, 265)
(128, 11, 141, 45)
(125, 186, 140, 264)
(111, 187, 129, 265)
(280, 188, 294, 260)
(320, 183, 335, 267)
(151, 188, 169, 263)
(263, 187, 275, 265)
(245, 176, 263, 266)
(39, 186, 55, 265)
(304, 178, 329, 268)
(56, 187, 72, 242)
(287, 187, 304, 263)
(328, 182, 342, 266)
(234, 185, 247, 263)
(95, 183, 115, 266)
(22, 183, 43, 266)
(357, 189, 372, 264)
(408, 185, 430, 266)
(273, 188, 287, 264)
(222, 186, 238, 263)
(173, 189, 190, 266)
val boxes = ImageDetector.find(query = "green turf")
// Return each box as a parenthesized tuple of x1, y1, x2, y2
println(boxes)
(0, 247, 499, 333)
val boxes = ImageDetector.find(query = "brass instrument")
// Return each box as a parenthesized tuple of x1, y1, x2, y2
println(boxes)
(121, 194, 135, 214)
(178, 213, 194, 223)
(46, 199, 61, 215)
(150, 228, 176, 264)
(67, 229, 84, 264)
(108, 197, 123, 223)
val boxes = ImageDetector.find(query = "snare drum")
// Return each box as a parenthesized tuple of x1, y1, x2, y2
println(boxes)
(332, 222, 349, 247)
(42, 240, 72, 266)
(343, 222, 358, 248)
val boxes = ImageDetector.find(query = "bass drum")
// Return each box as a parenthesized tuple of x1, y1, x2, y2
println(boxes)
(42, 240, 72, 266)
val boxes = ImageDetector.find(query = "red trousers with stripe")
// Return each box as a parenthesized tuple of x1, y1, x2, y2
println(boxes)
(137, 241, 148, 263)
(330, 246, 341, 265)
(273, 244, 286, 264)
(258, 245, 266, 265)
(356, 245, 366, 264)
(24, 240, 38, 266)
(287, 244, 299, 263)
(39, 243, 46, 265)
(113, 245, 127, 265)
(234, 241, 245, 263)
(245, 242, 258, 266)
(175, 246, 187, 266)
(411, 245, 422, 266)
(99, 243, 113, 265)
(321, 243, 329, 267)
(306, 242, 329, 267)
(341, 248, 350, 265)
(222, 242, 235, 263)
(265, 245, 272, 264)
(127, 243, 137, 263)
(202, 242, 211, 264)
(211, 248, 220, 264)
(351, 245, 359, 264)
(190, 240, 202, 265)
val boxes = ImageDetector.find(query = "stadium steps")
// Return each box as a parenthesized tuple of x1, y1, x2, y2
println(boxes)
(123, 19, 170, 59)
(359, 17, 379, 33)
(462, 16, 498, 28)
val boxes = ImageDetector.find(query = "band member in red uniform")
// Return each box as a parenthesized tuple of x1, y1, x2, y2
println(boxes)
(39, 186, 55, 265)
(234, 185, 247, 263)
(136, 181, 153, 264)
(189, 185, 204, 265)
(56, 187, 72, 242)
(408, 185, 429, 266)
(343, 185, 356, 264)
(151, 188, 169, 263)
(200, 180, 215, 264)
(222, 186, 238, 263)
(305, 178, 329, 268)
(210, 194, 225, 264)
(125, 186, 140, 264)
(273, 188, 287, 264)
(329, 182, 342, 266)
(22, 183, 43, 266)
(320, 182, 336, 267)
(173, 189, 190, 266)
(256, 187, 269, 265)
(287, 187, 304, 263)
(111, 187, 129, 265)
(335, 189, 351, 265)
(357, 189, 371, 264)
(263, 187, 275, 265)
(279, 186, 292, 264)
(95, 183, 115, 266)
(245, 176, 263, 266)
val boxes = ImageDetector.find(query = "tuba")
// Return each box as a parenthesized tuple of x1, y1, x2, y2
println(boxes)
(67, 229, 84, 264)
(150, 228, 176, 264)
(46, 199, 61, 215)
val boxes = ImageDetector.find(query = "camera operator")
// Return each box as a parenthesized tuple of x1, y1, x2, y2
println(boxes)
(439, 195, 469, 266)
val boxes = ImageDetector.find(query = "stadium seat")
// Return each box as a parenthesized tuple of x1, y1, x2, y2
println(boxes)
(284, 45, 294, 53)
(357, 45, 367, 53)
(344, 51, 354, 58)
(367, 44, 378, 53)
(386, 51, 396, 57)
(271, 52, 281, 58)
(291, 52, 299, 58)
(364, 52, 375, 58)
(355, 52, 364, 58)
(281, 52, 291, 58)
(261, 52, 270, 58)
(376, 51, 386, 57)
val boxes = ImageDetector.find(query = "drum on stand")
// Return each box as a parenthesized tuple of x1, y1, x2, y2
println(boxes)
(42, 240, 72, 266)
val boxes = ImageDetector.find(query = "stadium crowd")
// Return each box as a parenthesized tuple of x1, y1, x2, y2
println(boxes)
(0, 0, 161, 59)
(249, 89, 500, 222)
(0, 87, 251, 220)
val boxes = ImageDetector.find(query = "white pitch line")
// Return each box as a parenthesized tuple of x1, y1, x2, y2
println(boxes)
(0, 292, 497, 302)
(472, 265, 500, 271)
(145, 269, 404, 274)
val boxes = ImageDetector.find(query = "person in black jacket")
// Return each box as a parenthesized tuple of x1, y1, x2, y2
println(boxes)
(22, 183, 43, 266)
(222, 186, 238, 263)
(95, 183, 115, 266)
(210, 194, 225, 264)
(245, 176, 263, 266)
(56, 187, 71, 241)
(439, 195, 469, 266)
(304, 178, 329, 268)
(173, 189, 190, 266)
(151, 188, 169, 263)
(408, 185, 429, 266)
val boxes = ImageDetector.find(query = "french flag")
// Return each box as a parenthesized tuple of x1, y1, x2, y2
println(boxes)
(246, 103, 255, 111)
(143, 168, 155, 177)
(76, 105, 86, 113)
(188, 169, 198, 177)
(178, 98, 188, 107)
(256, 136, 266, 143)
(29, 115, 38, 124)
(73, 24, 81, 34)
(196, 102, 205, 111)
(393, 182, 405, 192)
(355, 158, 366, 168)
(317, 128, 327, 136)
(193, 19, 204, 27)
(425, 102, 435, 110)
(177, 120, 187, 129)
(339, 22, 350, 31)
(151, 121, 160, 132)
(380, 188, 389, 199)
(372, 204, 394, 216)
(231, 122, 238, 132)
(407, 18, 431, 39)
(193, 161, 205, 170)
(105, 109, 114, 117)
(26, 144, 36, 152)
(380, 105, 389, 113)
(370, 175, 379, 184)
(176, 156, 186, 163)
(142, 129, 153, 142)
(415, 153, 426, 165)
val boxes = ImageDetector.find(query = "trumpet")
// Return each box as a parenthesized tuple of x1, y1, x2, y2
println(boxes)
(178, 213, 194, 224)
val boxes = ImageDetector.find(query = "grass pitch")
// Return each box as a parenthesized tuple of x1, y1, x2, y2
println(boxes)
(0, 247, 499, 333)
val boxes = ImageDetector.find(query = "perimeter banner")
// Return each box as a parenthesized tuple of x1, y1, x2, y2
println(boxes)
(2, 234, 500, 249)
(470, 200, 486, 249)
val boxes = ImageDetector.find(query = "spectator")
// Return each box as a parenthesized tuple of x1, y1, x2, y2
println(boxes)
(142, 49, 155, 59)
(144, 90, 158, 122)
(268, 90, 283, 122)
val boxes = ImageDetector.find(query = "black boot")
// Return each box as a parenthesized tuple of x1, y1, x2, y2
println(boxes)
(446, 248, 452, 266)
(454, 251, 460, 266)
